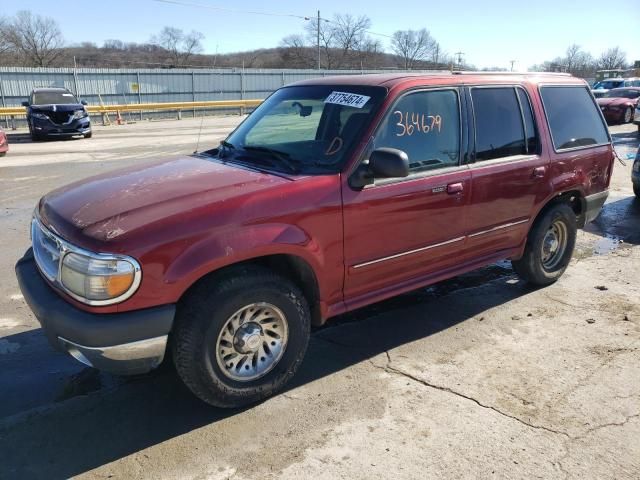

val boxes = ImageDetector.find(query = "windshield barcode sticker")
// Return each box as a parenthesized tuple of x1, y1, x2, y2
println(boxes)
(324, 91, 370, 109)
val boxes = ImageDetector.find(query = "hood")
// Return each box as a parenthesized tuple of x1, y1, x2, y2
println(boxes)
(39, 155, 293, 249)
(597, 97, 633, 107)
(30, 103, 84, 112)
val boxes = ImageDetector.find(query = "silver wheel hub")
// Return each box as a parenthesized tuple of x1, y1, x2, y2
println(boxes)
(541, 220, 568, 270)
(215, 302, 289, 382)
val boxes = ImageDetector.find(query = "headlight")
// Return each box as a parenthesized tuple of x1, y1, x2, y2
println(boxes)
(60, 252, 140, 303)
(31, 112, 49, 120)
(72, 109, 88, 120)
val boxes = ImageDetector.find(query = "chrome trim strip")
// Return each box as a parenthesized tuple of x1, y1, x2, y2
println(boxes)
(32, 215, 142, 306)
(468, 218, 530, 238)
(352, 236, 465, 269)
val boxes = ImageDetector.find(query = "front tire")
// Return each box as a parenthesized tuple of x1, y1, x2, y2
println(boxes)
(84, 131, 92, 139)
(172, 266, 311, 408)
(512, 202, 577, 286)
(623, 107, 633, 124)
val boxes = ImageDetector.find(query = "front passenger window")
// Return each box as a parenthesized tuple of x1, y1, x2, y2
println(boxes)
(372, 89, 461, 174)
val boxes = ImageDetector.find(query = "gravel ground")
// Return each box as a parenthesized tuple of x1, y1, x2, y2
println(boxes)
(0, 118, 638, 480)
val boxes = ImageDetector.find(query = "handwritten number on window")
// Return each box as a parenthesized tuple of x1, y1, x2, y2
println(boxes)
(393, 111, 442, 137)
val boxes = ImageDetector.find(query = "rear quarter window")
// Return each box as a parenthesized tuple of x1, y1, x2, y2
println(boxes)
(540, 86, 609, 151)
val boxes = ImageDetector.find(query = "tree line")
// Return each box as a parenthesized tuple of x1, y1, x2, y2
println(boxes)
(0, 10, 634, 75)
(529, 44, 630, 77)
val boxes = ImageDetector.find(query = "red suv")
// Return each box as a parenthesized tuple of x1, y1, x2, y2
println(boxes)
(16, 73, 613, 407)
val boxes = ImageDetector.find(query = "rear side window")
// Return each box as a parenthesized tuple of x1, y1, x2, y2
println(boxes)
(372, 89, 461, 173)
(471, 87, 532, 161)
(540, 86, 609, 151)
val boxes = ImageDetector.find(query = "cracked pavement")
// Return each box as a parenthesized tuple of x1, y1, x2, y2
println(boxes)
(0, 119, 639, 479)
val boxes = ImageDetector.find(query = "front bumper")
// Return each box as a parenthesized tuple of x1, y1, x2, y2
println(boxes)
(31, 116, 91, 137)
(15, 248, 175, 375)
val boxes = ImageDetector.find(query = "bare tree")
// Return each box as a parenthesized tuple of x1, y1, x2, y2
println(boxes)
(391, 29, 436, 69)
(304, 16, 336, 68)
(279, 34, 312, 67)
(331, 14, 371, 67)
(3, 11, 64, 66)
(153, 26, 204, 66)
(0, 17, 11, 55)
(597, 47, 627, 70)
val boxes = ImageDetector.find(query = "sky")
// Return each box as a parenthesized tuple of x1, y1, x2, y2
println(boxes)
(2, 0, 639, 69)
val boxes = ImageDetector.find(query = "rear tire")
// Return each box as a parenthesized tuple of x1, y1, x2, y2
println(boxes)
(512, 202, 577, 286)
(172, 266, 311, 408)
(623, 107, 633, 124)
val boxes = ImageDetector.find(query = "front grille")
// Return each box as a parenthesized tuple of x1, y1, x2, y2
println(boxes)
(32, 219, 62, 281)
(44, 111, 72, 125)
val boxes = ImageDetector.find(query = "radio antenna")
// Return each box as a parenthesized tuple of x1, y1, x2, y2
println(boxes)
(193, 116, 205, 154)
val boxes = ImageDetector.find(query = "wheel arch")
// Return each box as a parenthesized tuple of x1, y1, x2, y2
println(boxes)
(178, 253, 323, 326)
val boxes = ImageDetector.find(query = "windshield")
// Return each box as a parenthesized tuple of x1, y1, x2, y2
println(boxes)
(31, 90, 79, 105)
(593, 80, 623, 90)
(602, 89, 640, 99)
(219, 85, 386, 174)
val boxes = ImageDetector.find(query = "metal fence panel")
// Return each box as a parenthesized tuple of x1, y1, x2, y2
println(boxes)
(0, 66, 443, 109)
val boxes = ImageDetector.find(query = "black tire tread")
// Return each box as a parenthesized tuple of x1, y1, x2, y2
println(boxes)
(512, 201, 577, 286)
(172, 265, 310, 408)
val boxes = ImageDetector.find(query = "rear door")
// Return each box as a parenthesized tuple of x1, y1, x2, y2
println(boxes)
(342, 87, 471, 305)
(465, 85, 551, 257)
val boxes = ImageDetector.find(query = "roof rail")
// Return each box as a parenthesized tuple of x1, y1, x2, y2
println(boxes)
(451, 71, 572, 76)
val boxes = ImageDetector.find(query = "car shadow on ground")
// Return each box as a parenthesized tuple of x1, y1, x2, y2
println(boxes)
(5, 132, 85, 144)
(585, 196, 640, 245)
(0, 263, 531, 480)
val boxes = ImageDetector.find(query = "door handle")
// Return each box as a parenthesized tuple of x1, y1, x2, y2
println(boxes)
(447, 182, 464, 194)
(533, 166, 546, 178)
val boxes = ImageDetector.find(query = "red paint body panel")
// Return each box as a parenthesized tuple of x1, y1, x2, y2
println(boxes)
(0, 128, 8, 154)
(32, 73, 613, 323)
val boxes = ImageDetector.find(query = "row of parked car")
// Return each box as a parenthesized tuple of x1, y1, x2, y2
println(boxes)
(591, 77, 640, 129)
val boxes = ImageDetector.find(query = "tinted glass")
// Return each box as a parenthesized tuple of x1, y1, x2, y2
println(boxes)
(225, 85, 385, 174)
(517, 89, 539, 153)
(540, 86, 609, 150)
(372, 89, 460, 173)
(472, 87, 526, 160)
(32, 91, 78, 105)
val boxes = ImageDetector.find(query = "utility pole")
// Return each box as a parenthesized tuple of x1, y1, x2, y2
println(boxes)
(317, 10, 321, 70)
(510, 60, 516, 71)
(454, 51, 464, 70)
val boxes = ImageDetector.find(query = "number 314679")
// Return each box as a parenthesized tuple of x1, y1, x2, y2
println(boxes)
(393, 111, 442, 137)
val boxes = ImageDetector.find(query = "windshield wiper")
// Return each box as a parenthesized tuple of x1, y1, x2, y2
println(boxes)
(241, 146, 299, 174)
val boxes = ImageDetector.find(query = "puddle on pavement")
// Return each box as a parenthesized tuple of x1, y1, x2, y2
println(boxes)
(593, 236, 624, 255)
(0, 339, 21, 354)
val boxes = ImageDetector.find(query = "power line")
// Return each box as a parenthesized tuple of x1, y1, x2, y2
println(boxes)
(153, 0, 395, 39)
(153, 0, 308, 20)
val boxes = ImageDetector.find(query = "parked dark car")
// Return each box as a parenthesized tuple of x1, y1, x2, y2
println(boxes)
(22, 88, 92, 141)
(16, 73, 613, 408)
(0, 126, 7, 155)
(596, 87, 640, 124)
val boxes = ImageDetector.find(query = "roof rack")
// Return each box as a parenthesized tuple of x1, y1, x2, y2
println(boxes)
(451, 71, 572, 76)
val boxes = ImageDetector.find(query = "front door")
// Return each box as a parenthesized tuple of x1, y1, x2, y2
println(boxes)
(342, 88, 471, 306)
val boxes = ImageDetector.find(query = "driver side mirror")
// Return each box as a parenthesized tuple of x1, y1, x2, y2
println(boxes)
(349, 148, 409, 189)
(81, 100, 88, 106)
(21, 101, 29, 107)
